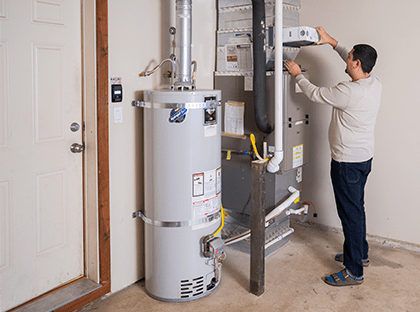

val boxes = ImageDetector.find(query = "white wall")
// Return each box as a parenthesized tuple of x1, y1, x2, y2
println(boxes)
(298, 0, 420, 245)
(107, 0, 217, 293)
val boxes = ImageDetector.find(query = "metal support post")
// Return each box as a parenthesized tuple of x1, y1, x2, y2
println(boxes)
(250, 160, 267, 296)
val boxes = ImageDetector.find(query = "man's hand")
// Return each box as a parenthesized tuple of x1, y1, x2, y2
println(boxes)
(315, 27, 338, 48)
(284, 60, 302, 77)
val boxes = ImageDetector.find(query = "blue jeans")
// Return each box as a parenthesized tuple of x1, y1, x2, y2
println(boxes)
(330, 158, 372, 278)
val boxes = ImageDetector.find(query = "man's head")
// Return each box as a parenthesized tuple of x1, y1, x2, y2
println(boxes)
(352, 44, 378, 74)
(345, 44, 377, 80)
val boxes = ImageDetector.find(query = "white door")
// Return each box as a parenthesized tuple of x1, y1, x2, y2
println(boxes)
(1, 0, 84, 310)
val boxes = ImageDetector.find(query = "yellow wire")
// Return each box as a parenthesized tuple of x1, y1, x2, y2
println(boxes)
(213, 205, 225, 237)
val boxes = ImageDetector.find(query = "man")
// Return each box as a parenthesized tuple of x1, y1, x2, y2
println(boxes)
(284, 27, 382, 286)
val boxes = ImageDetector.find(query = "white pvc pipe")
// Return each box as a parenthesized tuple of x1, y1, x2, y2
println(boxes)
(224, 186, 299, 246)
(264, 186, 300, 222)
(267, 0, 283, 173)
(285, 204, 308, 216)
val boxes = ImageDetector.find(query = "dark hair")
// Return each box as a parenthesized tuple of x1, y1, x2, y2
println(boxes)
(352, 44, 378, 73)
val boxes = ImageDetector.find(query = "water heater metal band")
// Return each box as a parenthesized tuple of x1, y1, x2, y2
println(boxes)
(132, 101, 221, 109)
(133, 210, 221, 228)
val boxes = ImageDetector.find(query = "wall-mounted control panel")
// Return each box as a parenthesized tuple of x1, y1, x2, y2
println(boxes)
(111, 84, 123, 102)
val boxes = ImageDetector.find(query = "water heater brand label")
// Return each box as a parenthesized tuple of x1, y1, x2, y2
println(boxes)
(169, 108, 187, 123)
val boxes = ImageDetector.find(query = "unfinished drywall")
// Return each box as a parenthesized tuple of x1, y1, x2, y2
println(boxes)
(297, 0, 420, 246)
(107, 0, 217, 293)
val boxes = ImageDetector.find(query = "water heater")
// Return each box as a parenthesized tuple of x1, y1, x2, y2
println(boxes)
(132, 0, 225, 302)
(133, 90, 223, 302)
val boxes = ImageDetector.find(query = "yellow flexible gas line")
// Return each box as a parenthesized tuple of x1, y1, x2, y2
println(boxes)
(250, 133, 267, 161)
(213, 205, 225, 237)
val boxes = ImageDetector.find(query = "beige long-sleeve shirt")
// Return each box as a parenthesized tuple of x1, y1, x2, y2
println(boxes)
(295, 42, 382, 163)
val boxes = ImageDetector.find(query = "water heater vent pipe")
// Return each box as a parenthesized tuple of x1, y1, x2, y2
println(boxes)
(267, 0, 283, 173)
(174, 0, 193, 89)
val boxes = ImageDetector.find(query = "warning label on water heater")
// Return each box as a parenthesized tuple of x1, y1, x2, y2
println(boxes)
(204, 170, 216, 195)
(216, 167, 222, 194)
(204, 124, 217, 137)
(192, 193, 221, 226)
(192, 168, 222, 229)
(193, 173, 204, 197)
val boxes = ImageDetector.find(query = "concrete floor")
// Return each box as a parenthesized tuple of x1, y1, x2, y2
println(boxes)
(78, 221, 420, 312)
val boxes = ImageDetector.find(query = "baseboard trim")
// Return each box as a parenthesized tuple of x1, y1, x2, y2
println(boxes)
(290, 218, 420, 254)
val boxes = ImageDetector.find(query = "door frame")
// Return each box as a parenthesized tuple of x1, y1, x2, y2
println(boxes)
(9, 0, 111, 310)
(56, 0, 111, 309)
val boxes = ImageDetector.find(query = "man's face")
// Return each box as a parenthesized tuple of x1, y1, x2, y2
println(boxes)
(345, 49, 356, 76)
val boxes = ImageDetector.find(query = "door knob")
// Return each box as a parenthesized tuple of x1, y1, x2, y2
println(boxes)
(70, 143, 85, 153)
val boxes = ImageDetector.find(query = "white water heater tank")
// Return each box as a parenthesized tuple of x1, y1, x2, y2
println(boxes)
(136, 89, 223, 302)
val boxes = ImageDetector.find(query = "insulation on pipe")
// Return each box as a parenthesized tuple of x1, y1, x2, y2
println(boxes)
(252, 0, 274, 134)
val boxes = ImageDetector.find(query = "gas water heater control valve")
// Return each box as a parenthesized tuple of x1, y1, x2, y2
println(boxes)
(202, 235, 225, 259)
